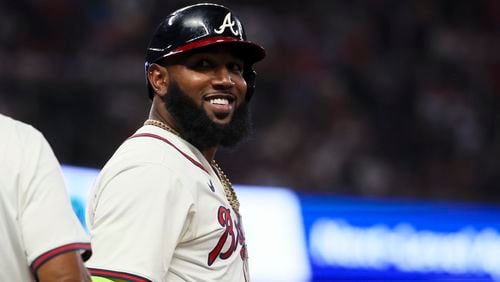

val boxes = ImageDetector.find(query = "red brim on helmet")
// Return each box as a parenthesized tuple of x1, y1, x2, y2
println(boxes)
(166, 36, 266, 65)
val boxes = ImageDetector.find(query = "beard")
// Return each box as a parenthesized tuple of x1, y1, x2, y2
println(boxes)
(163, 81, 251, 151)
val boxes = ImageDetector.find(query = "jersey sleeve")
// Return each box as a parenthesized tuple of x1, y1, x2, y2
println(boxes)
(17, 124, 91, 273)
(86, 163, 195, 282)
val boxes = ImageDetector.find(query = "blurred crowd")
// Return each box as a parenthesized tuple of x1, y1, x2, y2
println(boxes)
(1, 0, 499, 202)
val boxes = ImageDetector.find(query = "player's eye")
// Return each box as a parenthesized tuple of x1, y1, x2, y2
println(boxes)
(190, 58, 213, 70)
(228, 62, 243, 74)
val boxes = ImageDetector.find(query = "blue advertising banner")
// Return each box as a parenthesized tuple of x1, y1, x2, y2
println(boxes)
(300, 195, 500, 281)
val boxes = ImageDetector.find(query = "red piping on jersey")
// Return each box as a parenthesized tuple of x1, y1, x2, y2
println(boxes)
(89, 268, 152, 282)
(128, 133, 209, 174)
(31, 242, 91, 274)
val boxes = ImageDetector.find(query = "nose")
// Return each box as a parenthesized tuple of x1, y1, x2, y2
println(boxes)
(212, 67, 235, 89)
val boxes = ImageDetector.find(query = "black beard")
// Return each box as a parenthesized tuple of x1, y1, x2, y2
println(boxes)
(163, 82, 251, 151)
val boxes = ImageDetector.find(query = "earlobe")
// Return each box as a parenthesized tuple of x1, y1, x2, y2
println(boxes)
(148, 64, 169, 97)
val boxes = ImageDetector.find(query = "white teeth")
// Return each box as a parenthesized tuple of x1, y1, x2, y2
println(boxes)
(210, 98, 229, 105)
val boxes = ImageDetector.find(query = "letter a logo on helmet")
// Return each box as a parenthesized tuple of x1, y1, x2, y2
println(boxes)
(214, 13, 240, 36)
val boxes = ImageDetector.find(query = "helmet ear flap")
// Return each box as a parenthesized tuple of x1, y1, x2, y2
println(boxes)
(243, 67, 257, 102)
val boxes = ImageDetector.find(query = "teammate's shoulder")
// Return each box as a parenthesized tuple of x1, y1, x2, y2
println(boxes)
(0, 114, 43, 142)
(0, 114, 23, 131)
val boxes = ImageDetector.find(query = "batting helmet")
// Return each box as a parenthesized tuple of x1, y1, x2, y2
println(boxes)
(145, 3, 266, 101)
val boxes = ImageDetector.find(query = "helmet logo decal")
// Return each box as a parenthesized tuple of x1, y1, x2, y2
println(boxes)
(214, 13, 239, 36)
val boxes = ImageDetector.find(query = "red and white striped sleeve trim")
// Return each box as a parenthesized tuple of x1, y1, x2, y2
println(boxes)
(89, 268, 152, 282)
(30, 242, 92, 274)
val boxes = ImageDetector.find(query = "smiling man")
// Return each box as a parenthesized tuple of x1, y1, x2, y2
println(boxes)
(85, 3, 265, 282)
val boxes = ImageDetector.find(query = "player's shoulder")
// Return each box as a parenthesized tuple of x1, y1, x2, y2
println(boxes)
(106, 135, 172, 170)
(116, 125, 199, 168)
(96, 125, 208, 186)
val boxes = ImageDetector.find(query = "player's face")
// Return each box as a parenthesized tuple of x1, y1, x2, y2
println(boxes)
(165, 45, 248, 127)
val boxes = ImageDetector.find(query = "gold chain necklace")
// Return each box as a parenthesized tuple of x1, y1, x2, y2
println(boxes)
(144, 119, 180, 136)
(144, 119, 240, 213)
(211, 160, 240, 214)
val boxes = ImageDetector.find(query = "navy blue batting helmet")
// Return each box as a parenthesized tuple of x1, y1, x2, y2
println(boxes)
(145, 3, 266, 101)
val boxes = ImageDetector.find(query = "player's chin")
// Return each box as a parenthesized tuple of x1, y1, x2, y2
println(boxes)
(208, 111, 234, 126)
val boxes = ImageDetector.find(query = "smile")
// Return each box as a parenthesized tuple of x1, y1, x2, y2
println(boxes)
(209, 98, 230, 105)
(204, 94, 236, 119)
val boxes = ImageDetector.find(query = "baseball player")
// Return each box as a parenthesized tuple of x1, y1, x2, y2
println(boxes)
(86, 3, 265, 282)
(0, 113, 91, 281)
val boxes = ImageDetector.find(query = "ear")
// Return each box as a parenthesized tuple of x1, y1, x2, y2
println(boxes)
(147, 63, 169, 97)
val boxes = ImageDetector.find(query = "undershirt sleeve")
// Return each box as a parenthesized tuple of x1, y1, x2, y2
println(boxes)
(91, 275, 126, 282)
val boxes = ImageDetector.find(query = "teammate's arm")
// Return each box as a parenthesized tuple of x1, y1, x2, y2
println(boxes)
(36, 251, 90, 282)
(16, 125, 92, 281)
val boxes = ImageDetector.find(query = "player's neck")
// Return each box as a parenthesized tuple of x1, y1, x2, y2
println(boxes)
(202, 147, 217, 163)
(148, 101, 181, 134)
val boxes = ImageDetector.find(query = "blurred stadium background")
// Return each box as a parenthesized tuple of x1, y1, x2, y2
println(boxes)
(2, 0, 500, 281)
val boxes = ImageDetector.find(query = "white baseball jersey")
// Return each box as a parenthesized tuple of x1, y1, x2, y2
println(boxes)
(86, 125, 249, 282)
(0, 114, 91, 281)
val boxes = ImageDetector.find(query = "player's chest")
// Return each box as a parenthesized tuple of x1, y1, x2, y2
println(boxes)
(179, 173, 248, 264)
